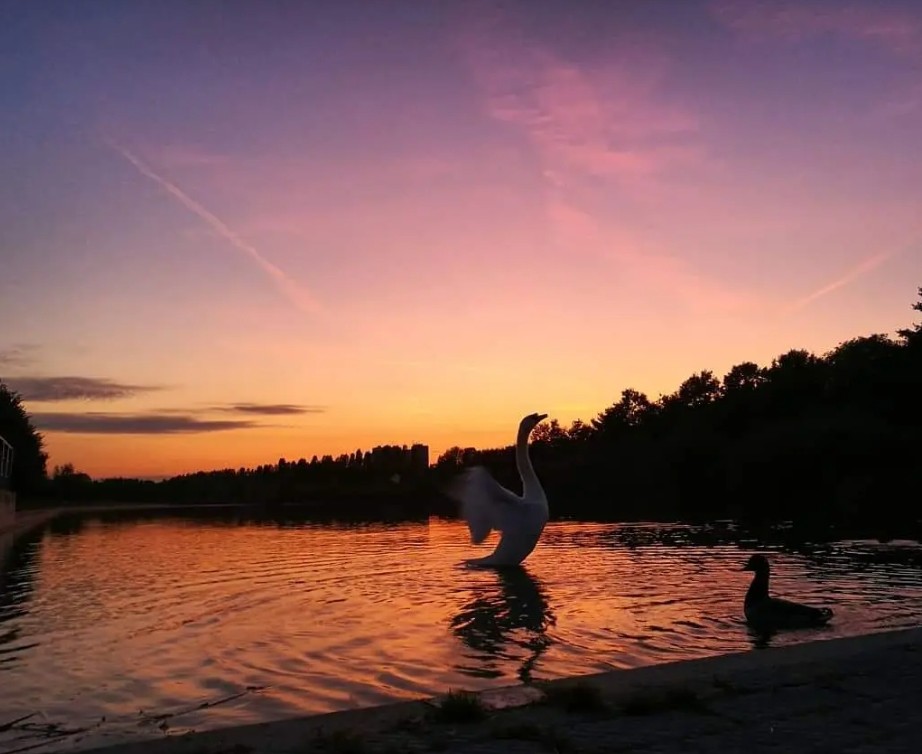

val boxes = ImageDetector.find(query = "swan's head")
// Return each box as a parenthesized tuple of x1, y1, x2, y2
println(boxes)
(520, 412, 548, 433)
(742, 554, 770, 574)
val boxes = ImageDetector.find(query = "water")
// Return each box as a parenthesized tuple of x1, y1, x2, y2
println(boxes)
(1, 510, 921, 752)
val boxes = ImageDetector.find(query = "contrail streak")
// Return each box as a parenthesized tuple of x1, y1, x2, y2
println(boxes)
(784, 250, 894, 314)
(104, 137, 321, 315)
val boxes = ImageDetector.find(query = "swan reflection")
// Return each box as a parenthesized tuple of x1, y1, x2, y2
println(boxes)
(450, 566, 555, 683)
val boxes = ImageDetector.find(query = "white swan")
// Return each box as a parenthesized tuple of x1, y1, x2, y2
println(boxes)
(447, 413, 549, 567)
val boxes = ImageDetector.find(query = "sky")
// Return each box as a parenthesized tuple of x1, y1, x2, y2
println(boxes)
(1, 0, 921, 479)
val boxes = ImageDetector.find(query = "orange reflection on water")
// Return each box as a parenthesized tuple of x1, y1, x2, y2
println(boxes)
(2, 514, 921, 752)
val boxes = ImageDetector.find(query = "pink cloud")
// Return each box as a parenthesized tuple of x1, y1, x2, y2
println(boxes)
(458, 8, 702, 188)
(456, 4, 760, 315)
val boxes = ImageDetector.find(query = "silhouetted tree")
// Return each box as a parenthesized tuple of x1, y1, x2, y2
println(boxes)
(51, 463, 93, 500)
(723, 362, 766, 393)
(436, 446, 467, 469)
(897, 286, 922, 346)
(0, 381, 48, 495)
(674, 370, 722, 409)
(566, 419, 592, 442)
(532, 419, 567, 444)
(591, 388, 652, 436)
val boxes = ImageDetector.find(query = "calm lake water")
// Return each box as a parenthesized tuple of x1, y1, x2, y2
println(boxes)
(2, 510, 921, 752)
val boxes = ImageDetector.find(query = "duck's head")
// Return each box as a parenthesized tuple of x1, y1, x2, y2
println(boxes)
(520, 413, 548, 433)
(742, 553, 770, 574)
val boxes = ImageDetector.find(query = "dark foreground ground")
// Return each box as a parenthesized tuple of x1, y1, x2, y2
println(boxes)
(61, 625, 922, 754)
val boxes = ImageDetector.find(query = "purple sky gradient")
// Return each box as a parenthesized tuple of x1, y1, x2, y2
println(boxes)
(1, 0, 920, 476)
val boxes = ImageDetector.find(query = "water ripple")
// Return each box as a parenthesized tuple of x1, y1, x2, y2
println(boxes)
(0, 515, 921, 753)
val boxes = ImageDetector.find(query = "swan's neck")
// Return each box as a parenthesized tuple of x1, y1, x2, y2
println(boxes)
(745, 570, 769, 606)
(516, 427, 544, 502)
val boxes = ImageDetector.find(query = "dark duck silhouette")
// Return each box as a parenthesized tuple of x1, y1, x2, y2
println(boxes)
(742, 554, 833, 631)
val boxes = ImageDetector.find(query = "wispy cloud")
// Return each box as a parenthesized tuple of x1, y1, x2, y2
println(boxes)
(5, 375, 162, 402)
(710, 0, 922, 58)
(459, 8, 701, 189)
(213, 402, 326, 415)
(103, 137, 323, 315)
(156, 144, 231, 168)
(876, 81, 922, 119)
(711, 1, 922, 121)
(32, 412, 259, 434)
(784, 251, 895, 314)
(0, 344, 38, 370)
(455, 4, 759, 314)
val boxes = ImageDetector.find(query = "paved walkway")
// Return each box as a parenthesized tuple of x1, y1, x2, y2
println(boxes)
(59, 626, 920, 754)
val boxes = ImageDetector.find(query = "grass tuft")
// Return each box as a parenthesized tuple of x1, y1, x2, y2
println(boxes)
(429, 689, 487, 724)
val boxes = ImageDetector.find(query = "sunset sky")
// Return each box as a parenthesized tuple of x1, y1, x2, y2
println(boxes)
(1, 0, 921, 479)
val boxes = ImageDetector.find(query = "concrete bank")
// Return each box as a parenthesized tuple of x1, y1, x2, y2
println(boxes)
(0, 507, 60, 566)
(0, 507, 60, 535)
(68, 625, 922, 754)
(0, 503, 244, 566)
(0, 502, 238, 541)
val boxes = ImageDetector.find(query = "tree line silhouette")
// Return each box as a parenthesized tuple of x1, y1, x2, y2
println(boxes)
(3, 287, 922, 530)
(435, 288, 921, 531)
(39, 445, 434, 511)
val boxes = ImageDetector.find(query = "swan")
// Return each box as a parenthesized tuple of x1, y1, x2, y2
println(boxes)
(447, 413, 549, 567)
(742, 554, 833, 630)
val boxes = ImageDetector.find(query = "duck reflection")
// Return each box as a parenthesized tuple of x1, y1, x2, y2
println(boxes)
(450, 565, 555, 683)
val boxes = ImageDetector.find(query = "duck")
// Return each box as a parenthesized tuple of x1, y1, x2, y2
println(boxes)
(742, 553, 833, 630)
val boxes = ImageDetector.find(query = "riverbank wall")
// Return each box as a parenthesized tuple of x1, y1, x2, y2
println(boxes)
(0, 488, 14, 529)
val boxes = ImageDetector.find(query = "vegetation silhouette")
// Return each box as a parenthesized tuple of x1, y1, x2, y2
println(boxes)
(435, 287, 922, 532)
(0, 383, 47, 494)
(11, 287, 922, 533)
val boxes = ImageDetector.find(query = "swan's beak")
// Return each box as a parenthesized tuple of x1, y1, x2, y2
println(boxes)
(741, 563, 753, 571)
(536, 413, 548, 422)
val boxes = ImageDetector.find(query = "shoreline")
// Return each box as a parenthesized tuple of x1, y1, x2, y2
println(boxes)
(61, 624, 922, 754)
(0, 508, 63, 539)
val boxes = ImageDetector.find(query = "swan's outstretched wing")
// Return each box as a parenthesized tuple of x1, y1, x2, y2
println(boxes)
(445, 466, 522, 544)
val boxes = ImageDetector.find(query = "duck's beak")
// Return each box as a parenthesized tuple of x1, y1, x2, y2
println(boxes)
(741, 563, 753, 571)
(536, 413, 548, 422)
